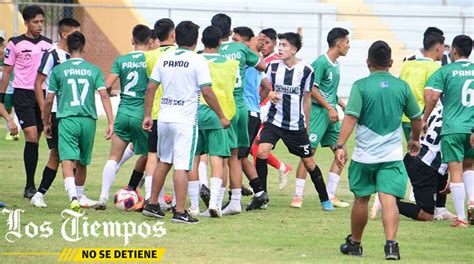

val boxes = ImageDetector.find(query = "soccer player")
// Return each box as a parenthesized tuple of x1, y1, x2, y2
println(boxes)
(423, 35, 474, 227)
(142, 18, 176, 208)
(211, 13, 266, 215)
(255, 32, 334, 211)
(397, 102, 456, 221)
(42, 32, 114, 211)
(404, 27, 450, 66)
(337, 41, 422, 260)
(148, 29, 160, 50)
(292, 28, 350, 209)
(400, 32, 444, 141)
(30, 18, 83, 208)
(0, 5, 53, 198)
(258, 28, 279, 62)
(142, 21, 229, 224)
(95, 25, 152, 210)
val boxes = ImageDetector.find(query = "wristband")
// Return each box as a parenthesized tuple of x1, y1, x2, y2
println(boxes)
(332, 144, 345, 151)
(0, 93, 5, 104)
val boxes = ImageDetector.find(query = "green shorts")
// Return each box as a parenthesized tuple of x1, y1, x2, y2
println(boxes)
(196, 128, 230, 157)
(441, 133, 474, 163)
(308, 105, 340, 148)
(58, 117, 96, 166)
(228, 104, 249, 149)
(348, 160, 408, 198)
(402, 122, 411, 142)
(114, 111, 148, 155)
(4, 93, 13, 111)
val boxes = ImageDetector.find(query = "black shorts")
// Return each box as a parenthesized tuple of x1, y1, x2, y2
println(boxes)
(46, 113, 59, 149)
(147, 120, 158, 153)
(13, 88, 42, 131)
(259, 122, 312, 158)
(238, 112, 260, 159)
(403, 154, 440, 214)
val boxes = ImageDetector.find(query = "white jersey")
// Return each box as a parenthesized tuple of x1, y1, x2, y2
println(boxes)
(150, 48, 211, 125)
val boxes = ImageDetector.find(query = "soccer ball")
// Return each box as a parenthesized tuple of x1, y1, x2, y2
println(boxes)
(114, 188, 139, 211)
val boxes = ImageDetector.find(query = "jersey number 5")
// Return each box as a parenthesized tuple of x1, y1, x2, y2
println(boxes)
(68, 79, 90, 106)
(462, 79, 474, 107)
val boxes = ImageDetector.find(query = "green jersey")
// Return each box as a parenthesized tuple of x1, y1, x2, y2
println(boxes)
(425, 59, 474, 135)
(49, 58, 105, 119)
(345, 71, 421, 163)
(110, 51, 148, 119)
(218, 41, 260, 106)
(311, 54, 340, 107)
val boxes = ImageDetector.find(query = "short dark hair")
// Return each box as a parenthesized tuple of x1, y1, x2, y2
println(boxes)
(211, 13, 232, 38)
(67, 32, 86, 53)
(423, 33, 445, 50)
(452, 35, 473, 58)
(424, 27, 444, 37)
(233, 26, 254, 41)
(22, 5, 44, 22)
(150, 29, 158, 40)
(278, 32, 302, 52)
(175, 21, 199, 47)
(260, 28, 277, 41)
(154, 18, 174, 42)
(368, 40, 392, 68)
(0, 37, 4, 44)
(202, 26, 222, 49)
(58, 18, 80, 34)
(132, 24, 151, 45)
(327, 27, 349, 47)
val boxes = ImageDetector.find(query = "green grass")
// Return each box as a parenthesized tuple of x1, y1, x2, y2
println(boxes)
(0, 119, 473, 263)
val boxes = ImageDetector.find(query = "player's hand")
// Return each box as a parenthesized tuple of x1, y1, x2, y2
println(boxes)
(328, 108, 338, 123)
(335, 148, 347, 168)
(104, 124, 114, 140)
(407, 139, 420, 156)
(142, 116, 153, 132)
(268, 91, 281, 104)
(220, 117, 230, 129)
(7, 119, 18, 136)
(43, 124, 52, 139)
(440, 181, 451, 195)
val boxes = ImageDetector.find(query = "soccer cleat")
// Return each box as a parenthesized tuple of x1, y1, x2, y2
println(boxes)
(433, 208, 456, 221)
(69, 198, 80, 212)
(172, 210, 199, 224)
(290, 196, 303, 208)
(94, 198, 107, 210)
(278, 163, 292, 190)
(186, 207, 200, 217)
(241, 185, 253, 196)
(23, 186, 37, 199)
(246, 192, 269, 211)
(200, 209, 211, 217)
(5, 133, 13, 141)
(222, 201, 242, 215)
(321, 200, 335, 211)
(450, 218, 468, 228)
(199, 185, 210, 208)
(79, 195, 98, 208)
(30, 192, 47, 208)
(208, 204, 222, 218)
(340, 235, 363, 257)
(467, 203, 474, 225)
(331, 197, 350, 208)
(384, 241, 401, 260)
(0, 201, 4, 208)
(142, 203, 166, 219)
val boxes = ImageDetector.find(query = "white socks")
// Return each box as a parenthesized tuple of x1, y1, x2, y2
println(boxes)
(75, 185, 84, 199)
(188, 181, 200, 210)
(64, 177, 77, 201)
(210, 177, 222, 208)
(118, 145, 134, 168)
(450, 182, 466, 221)
(144, 175, 153, 200)
(295, 178, 306, 198)
(326, 172, 340, 200)
(217, 187, 225, 209)
(100, 160, 118, 201)
(230, 189, 241, 201)
(198, 161, 208, 187)
(463, 170, 474, 202)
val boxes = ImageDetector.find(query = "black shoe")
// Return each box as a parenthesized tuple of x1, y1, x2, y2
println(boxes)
(340, 235, 363, 257)
(241, 185, 253, 196)
(384, 241, 400, 260)
(172, 210, 199, 224)
(199, 185, 210, 208)
(142, 203, 165, 219)
(246, 191, 269, 211)
(23, 186, 37, 199)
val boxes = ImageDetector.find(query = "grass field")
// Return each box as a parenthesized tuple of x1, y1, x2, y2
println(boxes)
(0, 119, 473, 263)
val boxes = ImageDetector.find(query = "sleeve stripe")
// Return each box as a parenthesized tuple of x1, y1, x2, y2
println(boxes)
(199, 82, 212, 88)
(252, 57, 261, 68)
(150, 78, 161, 85)
(97, 86, 106, 91)
(345, 111, 360, 118)
(425, 86, 442, 92)
(408, 111, 423, 119)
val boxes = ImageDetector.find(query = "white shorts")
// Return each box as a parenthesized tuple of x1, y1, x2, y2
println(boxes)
(157, 122, 198, 170)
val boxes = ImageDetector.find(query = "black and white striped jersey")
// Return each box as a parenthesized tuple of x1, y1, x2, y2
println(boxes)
(416, 103, 448, 175)
(265, 60, 314, 131)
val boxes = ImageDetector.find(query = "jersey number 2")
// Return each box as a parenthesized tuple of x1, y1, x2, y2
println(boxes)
(68, 79, 90, 106)
(124, 71, 138, 97)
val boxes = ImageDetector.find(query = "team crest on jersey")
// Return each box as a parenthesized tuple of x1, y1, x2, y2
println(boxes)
(309, 133, 318, 142)
(380, 80, 389, 89)
(132, 54, 142, 59)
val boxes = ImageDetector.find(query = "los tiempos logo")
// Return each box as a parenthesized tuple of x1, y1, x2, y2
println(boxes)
(2, 208, 166, 246)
